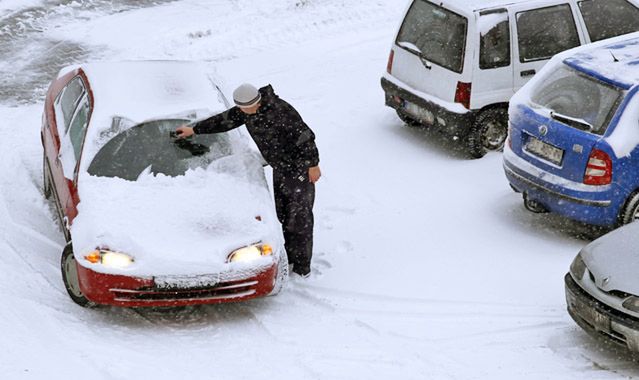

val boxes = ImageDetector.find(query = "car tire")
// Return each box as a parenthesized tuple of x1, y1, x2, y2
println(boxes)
(467, 107, 508, 159)
(620, 191, 639, 225)
(43, 154, 52, 199)
(61, 243, 97, 308)
(269, 252, 289, 296)
(396, 110, 421, 127)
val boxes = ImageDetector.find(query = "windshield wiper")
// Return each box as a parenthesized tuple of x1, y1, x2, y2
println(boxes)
(550, 111, 594, 132)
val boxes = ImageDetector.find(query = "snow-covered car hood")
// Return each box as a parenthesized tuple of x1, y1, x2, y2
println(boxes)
(581, 222, 639, 295)
(71, 153, 283, 277)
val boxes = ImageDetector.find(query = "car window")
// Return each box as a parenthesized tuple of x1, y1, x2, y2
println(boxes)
(54, 77, 86, 133)
(68, 95, 90, 161)
(88, 119, 234, 180)
(578, 0, 639, 42)
(396, 0, 468, 73)
(479, 9, 511, 70)
(530, 66, 623, 135)
(516, 4, 580, 63)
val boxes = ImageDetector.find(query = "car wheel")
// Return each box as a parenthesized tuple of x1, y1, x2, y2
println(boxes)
(269, 252, 289, 296)
(43, 154, 52, 199)
(467, 107, 508, 159)
(396, 110, 421, 127)
(523, 193, 548, 214)
(61, 243, 96, 308)
(620, 191, 639, 225)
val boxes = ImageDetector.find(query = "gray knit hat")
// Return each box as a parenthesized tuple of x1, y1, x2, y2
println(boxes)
(233, 83, 261, 107)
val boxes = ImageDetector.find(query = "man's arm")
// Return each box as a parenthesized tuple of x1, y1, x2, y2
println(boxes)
(176, 107, 247, 138)
(193, 107, 247, 134)
(281, 103, 321, 182)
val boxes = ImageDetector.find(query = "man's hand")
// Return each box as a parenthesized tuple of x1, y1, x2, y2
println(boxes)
(175, 125, 195, 139)
(309, 166, 321, 184)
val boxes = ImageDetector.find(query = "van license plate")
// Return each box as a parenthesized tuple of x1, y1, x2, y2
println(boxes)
(404, 101, 435, 124)
(525, 137, 564, 166)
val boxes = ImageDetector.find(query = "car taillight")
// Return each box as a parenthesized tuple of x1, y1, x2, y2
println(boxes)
(454, 82, 472, 109)
(584, 149, 612, 186)
(387, 50, 395, 74)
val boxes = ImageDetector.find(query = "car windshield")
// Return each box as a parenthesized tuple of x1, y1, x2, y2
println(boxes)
(396, 0, 468, 73)
(529, 66, 623, 135)
(87, 119, 234, 180)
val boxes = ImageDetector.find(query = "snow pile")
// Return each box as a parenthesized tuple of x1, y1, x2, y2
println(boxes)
(71, 151, 283, 277)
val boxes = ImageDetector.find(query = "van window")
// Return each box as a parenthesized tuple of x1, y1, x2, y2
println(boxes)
(516, 5, 580, 62)
(68, 95, 91, 161)
(396, 0, 468, 73)
(479, 10, 511, 70)
(578, 0, 639, 42)
(530, 66, 622, 135)
(55, 77, 85, 133)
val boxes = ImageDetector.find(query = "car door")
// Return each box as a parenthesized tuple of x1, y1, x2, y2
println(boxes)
(511, 2, 586, 92)
(576, 0, 639, 43)
(472, 8, 514, 109)
(46, 76, 87, 234)
(59, 92, 91, 226)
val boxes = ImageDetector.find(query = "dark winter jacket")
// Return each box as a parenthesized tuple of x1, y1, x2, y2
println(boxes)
(192, 85, 320, 175)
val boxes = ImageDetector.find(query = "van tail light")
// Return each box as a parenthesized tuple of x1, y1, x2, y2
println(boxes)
(387, 50, 395, 74)
(454, 82, 472, 109)
(584, 149, 612, 186)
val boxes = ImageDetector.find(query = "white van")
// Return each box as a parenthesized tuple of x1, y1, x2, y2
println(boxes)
(381, 0, 639, 158)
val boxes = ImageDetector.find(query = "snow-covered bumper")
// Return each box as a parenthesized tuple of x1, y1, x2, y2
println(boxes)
(75, 262, 279, 307)
(565, 273, 639, 353)
(380, 75, 473, 135)
(503, 146, 622, 226)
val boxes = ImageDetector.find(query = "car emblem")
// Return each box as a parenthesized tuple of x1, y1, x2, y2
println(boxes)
(539, 125, 548, 136)
(602, 277, 611, 286)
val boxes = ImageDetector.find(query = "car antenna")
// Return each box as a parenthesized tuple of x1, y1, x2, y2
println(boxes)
(610, 50, 620, 63)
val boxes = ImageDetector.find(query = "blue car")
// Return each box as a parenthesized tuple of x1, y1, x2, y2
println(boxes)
(504, 33, 639, 227)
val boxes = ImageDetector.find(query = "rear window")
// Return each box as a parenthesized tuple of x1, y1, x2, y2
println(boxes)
(396, 0, 468, 73)
(516, 4, 580, 62)
(529, 66, 623, 135)
(578, 0, 639, 42)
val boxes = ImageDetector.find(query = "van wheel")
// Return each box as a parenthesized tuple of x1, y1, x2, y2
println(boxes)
(467, 108, 508, 159)
(396, 110, 421, 127)
(61, 243, 96, 308)
(620, 192, 639, 225)
(43, 154, 52, 199)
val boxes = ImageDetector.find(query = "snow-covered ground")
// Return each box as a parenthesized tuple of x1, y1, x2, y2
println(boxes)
(1, 1, 638, 378)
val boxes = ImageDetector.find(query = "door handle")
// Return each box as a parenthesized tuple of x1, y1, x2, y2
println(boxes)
(520, 69, 536, 77)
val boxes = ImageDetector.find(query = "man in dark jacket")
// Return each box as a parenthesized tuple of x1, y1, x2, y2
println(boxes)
(175, 84, 321, 278)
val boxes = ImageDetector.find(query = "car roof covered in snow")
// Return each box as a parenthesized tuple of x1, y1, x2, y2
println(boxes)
(440, 0, 552, 13)
(563, 33, 639, 90)
(74, 60, 229, 175)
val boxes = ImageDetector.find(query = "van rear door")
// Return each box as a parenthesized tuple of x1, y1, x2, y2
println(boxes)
(511, 2, 586, 92)
(391, 0, 470, 104)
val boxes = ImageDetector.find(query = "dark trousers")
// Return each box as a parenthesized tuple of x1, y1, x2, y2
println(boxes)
(273, 170, 315, 274)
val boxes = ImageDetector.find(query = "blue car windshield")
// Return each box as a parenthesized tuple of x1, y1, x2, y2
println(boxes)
(529, 66, 623, 135)
(87, 119, 234, 181)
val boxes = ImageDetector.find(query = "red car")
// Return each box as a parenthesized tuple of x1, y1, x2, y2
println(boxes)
(42, 61, 288, 308)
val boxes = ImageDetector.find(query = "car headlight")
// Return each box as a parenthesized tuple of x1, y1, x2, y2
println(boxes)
(569, 253, 587, 281)
(84, 250, 134, 269)
(623, 297, 639, 313)
(228, 244, 273, 263)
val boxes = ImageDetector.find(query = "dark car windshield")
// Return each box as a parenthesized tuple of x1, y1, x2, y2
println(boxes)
(396, 0, 468, 73)
(529, 66, 623, 135)
(88, 119, 233, 180)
